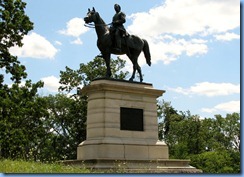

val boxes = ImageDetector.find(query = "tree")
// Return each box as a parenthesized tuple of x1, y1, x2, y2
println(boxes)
(157, 100, 181, 140)
(0, 0, 33, 83)
(0, 81, 48, 160)
(39, 94, 87, 161)
(162, 112, 203, 158)
(190, 150, 240, 173)
(157, 100, 240, 173)
(199, 113, 240, 152)
(214, 113, 240, 152)
(0, 0, 46, 160)
(59, 56, 129, 94)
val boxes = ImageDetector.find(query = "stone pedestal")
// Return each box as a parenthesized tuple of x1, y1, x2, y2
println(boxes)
(77, 78, 168, 161)
(72, 78, 202, 173)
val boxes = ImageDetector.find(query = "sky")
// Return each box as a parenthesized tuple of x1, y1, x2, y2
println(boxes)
(7, 0, 241, 119)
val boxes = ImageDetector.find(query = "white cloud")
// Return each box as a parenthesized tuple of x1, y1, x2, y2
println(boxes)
(214, 32, 240, 41)
(55, 41, 62, 46)
(214, 100, 240, 113)
(171, 82, 240, 97)
(59, 17, 89, 37)
(201, 100, 240, 114)
(201, 108, 216, 114)
(40, 75, 83, 94)
(71, 38, 83, 45)
(41, 75, 61, 92)
(129, 36, 208, 66)
(127, 0, 239, 65)
(185, 41, 208, 56)
(10, 32, 58, 59)
(128, 0, 239, 36)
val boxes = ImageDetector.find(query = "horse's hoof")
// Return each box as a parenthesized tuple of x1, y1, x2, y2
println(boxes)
(129, 78, 133, 82)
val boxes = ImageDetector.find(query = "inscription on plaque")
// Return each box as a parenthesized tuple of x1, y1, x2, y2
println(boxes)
(120, 107, 144, 131)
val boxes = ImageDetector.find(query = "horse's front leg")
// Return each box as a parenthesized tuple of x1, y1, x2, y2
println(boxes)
(103, 53, 111, 78)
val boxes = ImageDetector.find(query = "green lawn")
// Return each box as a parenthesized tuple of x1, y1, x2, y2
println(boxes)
(0, 159, 90, 173)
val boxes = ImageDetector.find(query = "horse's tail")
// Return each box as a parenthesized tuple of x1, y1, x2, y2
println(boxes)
(142, 39, 151, 66)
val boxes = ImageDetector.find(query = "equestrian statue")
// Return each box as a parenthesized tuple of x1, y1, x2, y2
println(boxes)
(84, 4, 151, 82)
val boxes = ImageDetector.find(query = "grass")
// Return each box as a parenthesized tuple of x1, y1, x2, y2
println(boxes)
(0, 159, 203, 174)
(0, 159, 91, 173)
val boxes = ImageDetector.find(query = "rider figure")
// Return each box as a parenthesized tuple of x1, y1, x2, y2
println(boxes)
(110, 4, 127, 52)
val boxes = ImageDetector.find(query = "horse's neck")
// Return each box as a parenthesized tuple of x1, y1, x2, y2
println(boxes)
(94, 14, 109, 38)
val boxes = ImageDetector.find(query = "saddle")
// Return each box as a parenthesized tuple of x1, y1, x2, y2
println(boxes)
(110, 28, 130, 51)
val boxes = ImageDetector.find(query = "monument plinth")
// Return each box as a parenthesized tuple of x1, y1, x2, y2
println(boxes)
(77, 78, 168, 161)
(69, 78, 202, 173)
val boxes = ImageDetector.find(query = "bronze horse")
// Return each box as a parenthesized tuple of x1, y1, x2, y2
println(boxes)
(84, 7, 151, 82)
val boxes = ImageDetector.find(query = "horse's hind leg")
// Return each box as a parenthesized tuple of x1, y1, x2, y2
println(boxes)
(129, 63, 136, 81)
(129, 63, 143, 82)
(137, 64, 143, 82)
(128, 51, 142, 82)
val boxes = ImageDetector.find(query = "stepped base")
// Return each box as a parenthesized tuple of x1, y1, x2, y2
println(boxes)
(77, 138, 168, 160)
(61, 159, 202, 173)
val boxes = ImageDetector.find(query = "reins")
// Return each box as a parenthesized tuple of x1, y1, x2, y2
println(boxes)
(84, 23, 112, 28)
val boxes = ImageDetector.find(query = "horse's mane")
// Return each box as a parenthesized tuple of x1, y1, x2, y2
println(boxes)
(95, 11, 109, 31)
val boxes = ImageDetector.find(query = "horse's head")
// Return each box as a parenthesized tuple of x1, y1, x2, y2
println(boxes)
(84, 7, 98, 24)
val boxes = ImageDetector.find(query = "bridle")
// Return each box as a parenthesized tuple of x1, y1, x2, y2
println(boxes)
(84, 10, 112, 28)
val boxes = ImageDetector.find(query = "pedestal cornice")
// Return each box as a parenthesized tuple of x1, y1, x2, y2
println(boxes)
(80, 78, 165, 98)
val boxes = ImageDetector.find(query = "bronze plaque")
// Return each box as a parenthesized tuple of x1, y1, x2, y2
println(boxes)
(120, 107, 144, 131)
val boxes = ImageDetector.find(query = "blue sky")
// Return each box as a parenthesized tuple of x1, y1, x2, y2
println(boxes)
(7, 0, 240, 119)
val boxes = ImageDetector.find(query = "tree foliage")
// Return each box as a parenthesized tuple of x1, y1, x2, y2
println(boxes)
(0, 81, 47, 160)
(39, 94, 87, 161)
(158, 101, 240, 173)
(0, 0, 33, 83)
(0, 0, 46, 160)
(59, 56, 129, 93)
(190, 150, 240, 173)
